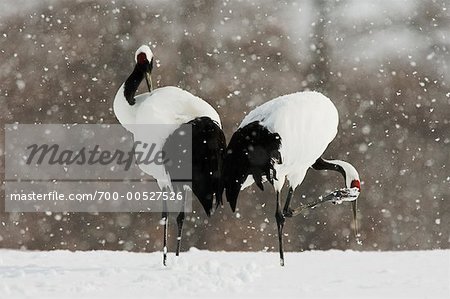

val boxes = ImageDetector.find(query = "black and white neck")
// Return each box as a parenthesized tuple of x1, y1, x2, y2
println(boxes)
(312, 157, 361, 191)
(114, 45, 154, 125)
(123, 45, 154, 105)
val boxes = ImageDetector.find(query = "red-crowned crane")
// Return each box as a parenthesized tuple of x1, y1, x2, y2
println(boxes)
(114, 45, 226, 266)
(222, 91, 361, 266)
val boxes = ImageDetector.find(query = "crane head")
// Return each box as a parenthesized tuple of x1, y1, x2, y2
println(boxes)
(135, 45, 154, 92)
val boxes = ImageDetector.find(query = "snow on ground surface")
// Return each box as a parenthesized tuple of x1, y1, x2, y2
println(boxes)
(0, 249, 448, 299)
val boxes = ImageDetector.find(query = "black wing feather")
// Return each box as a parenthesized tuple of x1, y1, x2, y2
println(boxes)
(222, 121, 282, 212)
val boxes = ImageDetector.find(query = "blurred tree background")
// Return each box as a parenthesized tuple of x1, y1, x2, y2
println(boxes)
(0, 0, 448, 252)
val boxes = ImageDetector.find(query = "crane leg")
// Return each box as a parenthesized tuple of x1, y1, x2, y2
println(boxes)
(162, 199, 168, 266)
(275, 191, 286, 266)
(176, 189, 187, 256)
(175, 211, 185, 256)
(282, 187, 295, 217)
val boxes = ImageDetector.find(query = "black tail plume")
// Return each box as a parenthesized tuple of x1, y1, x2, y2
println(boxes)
(163, 117, 226, 216)
(222, 121, 281, 212)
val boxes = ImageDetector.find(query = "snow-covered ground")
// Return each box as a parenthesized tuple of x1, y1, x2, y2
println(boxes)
(0, 249, 448, 299)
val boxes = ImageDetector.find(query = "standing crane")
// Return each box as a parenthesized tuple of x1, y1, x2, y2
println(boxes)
(114, 45, 226, 266)
(222, 91, 361, 266)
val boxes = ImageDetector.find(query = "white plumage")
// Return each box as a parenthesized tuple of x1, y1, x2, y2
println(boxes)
(239, 91, 339, 191)
(114, 85, 221, 127)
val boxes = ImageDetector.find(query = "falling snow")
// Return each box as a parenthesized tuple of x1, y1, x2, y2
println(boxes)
(0, 0, 448, 261)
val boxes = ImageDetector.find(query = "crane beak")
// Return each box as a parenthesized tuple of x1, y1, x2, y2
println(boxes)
(352, 199, 361, 244)
(145, 71, 153, 92)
